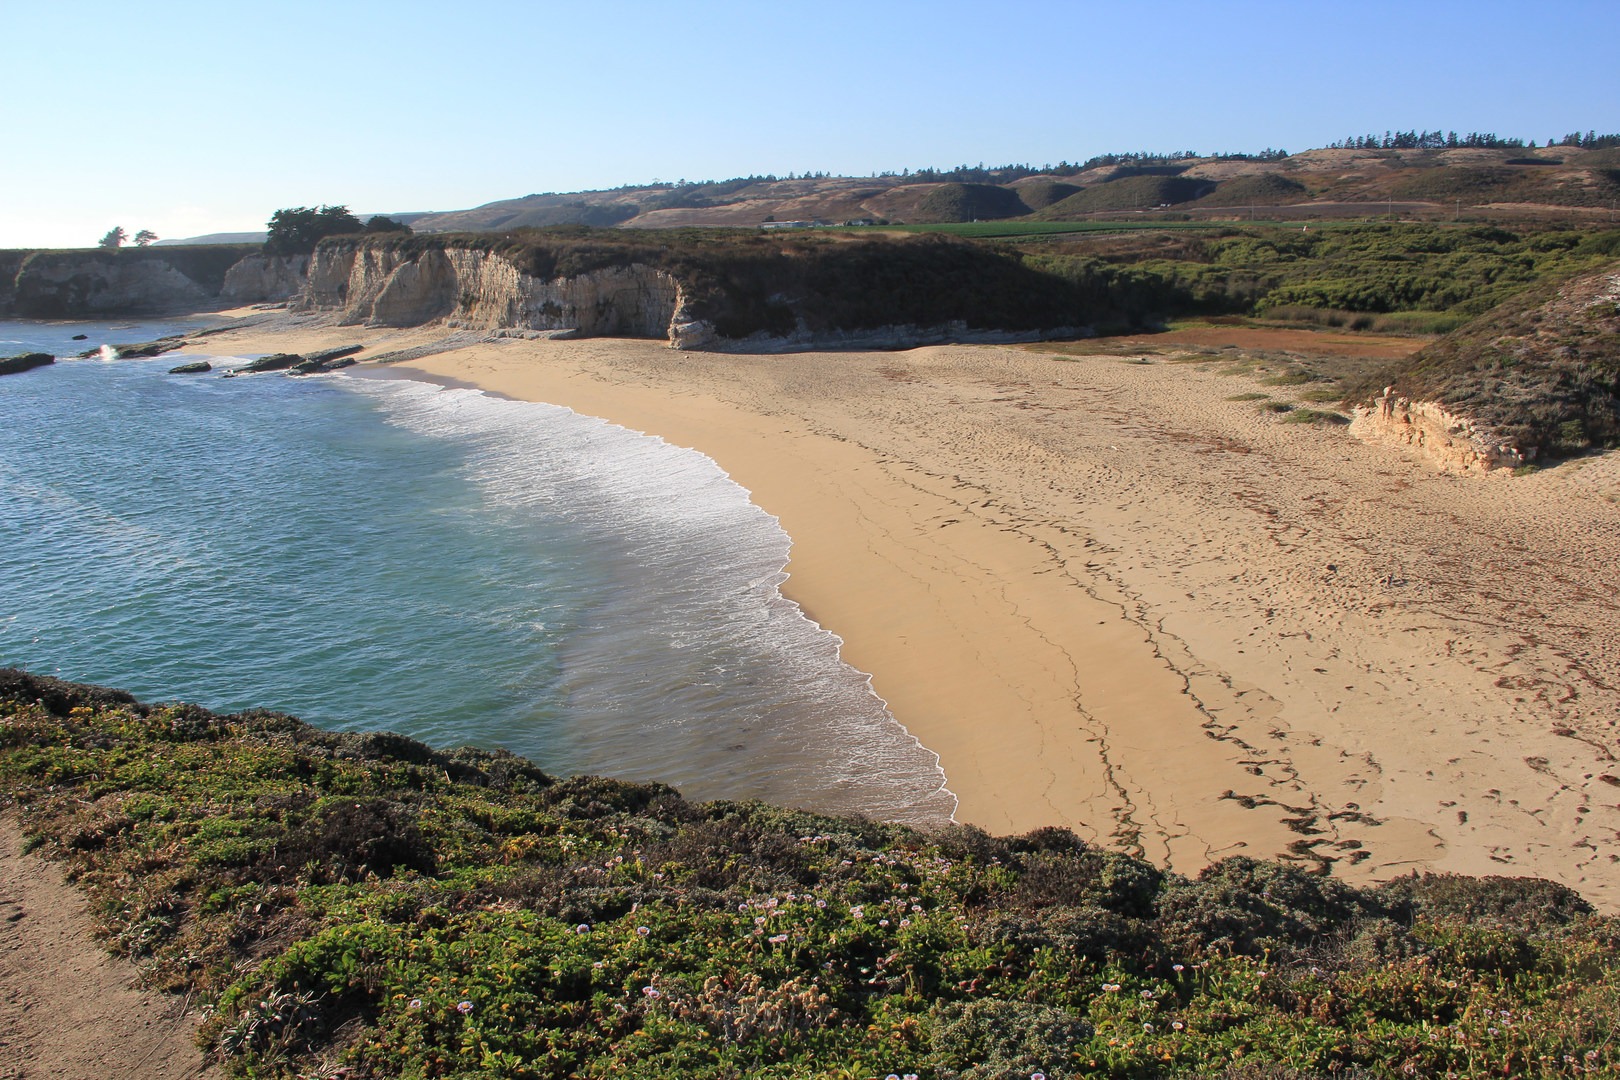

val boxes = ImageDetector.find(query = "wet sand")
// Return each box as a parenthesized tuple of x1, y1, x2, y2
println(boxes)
(181, 319, 1620, 910)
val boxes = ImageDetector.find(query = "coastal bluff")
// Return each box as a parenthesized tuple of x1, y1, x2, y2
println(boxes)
(1, 231, 1091, 351)
(299, 242, 701, 344)
(0, 245, 260, 318)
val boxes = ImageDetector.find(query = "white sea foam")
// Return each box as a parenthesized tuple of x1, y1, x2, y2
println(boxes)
(344, 376, 957, 825)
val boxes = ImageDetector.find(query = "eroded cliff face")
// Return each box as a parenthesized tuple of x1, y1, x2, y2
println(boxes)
(12, 254, 211, 317)
(1350, 390, 1532, 474)
(0, 246, 261, 317)
(298, 246, 696, 343)
(221, 255, 309, 304)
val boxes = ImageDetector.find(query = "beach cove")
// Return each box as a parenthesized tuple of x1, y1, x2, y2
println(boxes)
(179, 315, 1620, 911)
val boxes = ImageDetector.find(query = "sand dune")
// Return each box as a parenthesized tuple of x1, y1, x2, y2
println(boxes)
(182, 321, 1620, 910)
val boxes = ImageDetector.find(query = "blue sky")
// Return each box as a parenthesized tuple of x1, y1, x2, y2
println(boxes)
(2, 0, 1616, 248)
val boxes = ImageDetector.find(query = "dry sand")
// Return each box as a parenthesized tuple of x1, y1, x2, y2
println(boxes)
(180, 318, 1620, 910)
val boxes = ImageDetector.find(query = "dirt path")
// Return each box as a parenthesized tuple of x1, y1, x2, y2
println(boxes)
(0, 820, 218, 1080)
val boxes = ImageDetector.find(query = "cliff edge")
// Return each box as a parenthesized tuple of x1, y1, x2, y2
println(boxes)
(1351, 258, 1620, 470)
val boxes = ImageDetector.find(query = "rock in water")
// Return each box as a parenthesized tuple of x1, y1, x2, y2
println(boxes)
(108, 336, 189, 358)
(287, 344, 365, 376)
(167, 361, 212, 374)
(0, 353, 54, 377)
(231, 352, 304, 374)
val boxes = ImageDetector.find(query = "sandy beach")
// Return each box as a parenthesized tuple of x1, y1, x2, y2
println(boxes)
(182, 316, 1620, 910)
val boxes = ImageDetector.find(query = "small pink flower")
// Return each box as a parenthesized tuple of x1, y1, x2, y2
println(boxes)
(456, 1000, 473, 1014)
(636, 925, 650, 936)
(642, 986, 660, 998)
(769, 934, 788, 944)
(408, 998, 422, 1009)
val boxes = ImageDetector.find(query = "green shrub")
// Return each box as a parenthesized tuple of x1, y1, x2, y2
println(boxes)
(3, 671, 1617, 1080)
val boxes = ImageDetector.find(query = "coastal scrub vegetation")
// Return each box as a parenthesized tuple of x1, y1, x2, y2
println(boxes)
(1366, 259, 1620, 454)
(3, 670, 1617, 1079)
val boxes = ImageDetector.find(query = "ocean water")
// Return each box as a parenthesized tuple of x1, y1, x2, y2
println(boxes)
(0, 319, 954, 824)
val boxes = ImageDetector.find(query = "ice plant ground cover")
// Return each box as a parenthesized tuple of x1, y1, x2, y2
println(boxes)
(1, 669, 1616, 1079)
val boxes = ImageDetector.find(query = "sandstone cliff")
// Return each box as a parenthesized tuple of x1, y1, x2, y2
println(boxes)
(1, 246, 259, 318)
(298, 244, 698, 343)
(221, 254, 309, 304)
(1350, 391, 1532, 473)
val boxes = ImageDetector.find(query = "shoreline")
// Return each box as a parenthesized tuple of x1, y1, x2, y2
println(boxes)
(177, 315, 1620, 910)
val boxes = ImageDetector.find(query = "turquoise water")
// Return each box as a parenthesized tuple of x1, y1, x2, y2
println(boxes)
(0, 320, 953, 823)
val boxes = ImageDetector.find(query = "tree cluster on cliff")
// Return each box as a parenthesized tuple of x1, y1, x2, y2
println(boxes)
(264, 205, 365, 255)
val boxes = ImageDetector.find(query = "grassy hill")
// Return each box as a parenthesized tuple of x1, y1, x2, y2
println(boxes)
(1356, 255, 1620, 456)
(3, 669, 1616, 1079)
(1037, 176, 1214, 217)
(396, 142, 1620, 234)
(1191, 174, 1310, 208)
(911, 183, 1031, 224)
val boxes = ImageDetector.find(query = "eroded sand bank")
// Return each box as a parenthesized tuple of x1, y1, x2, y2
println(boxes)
(181, 319, 1620, 910)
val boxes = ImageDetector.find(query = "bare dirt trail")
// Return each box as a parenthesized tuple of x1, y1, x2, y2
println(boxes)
(0, 820, 217, 1080)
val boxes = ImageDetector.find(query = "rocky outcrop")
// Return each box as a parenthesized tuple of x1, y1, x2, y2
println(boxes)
(230, 352, 304, 374)
(13, 256, 210, 316)
(225, 345, 365, 377)
(2, 246, 259, 317)
(107, 336, 188, 358)
(288, 345, 365, 375)
(298, 245, 689, 341)
(221, 254, 308, 304)
(0, 353, 54, 377)
(1350, 388, 1532, 473)
(167, 361, 212, 374)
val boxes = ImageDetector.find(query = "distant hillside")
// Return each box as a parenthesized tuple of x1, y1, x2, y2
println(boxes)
(398, 141, 1620, 233)
(159, 214, 430, 248)
(911, 183, 1031, 223)
(153, 231, 267, 246)
(1037, 175, 1214, 217)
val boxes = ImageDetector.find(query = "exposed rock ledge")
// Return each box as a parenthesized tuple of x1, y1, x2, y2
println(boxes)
(1350, 389, 1532, 474)
(298, 245, 707, 345)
